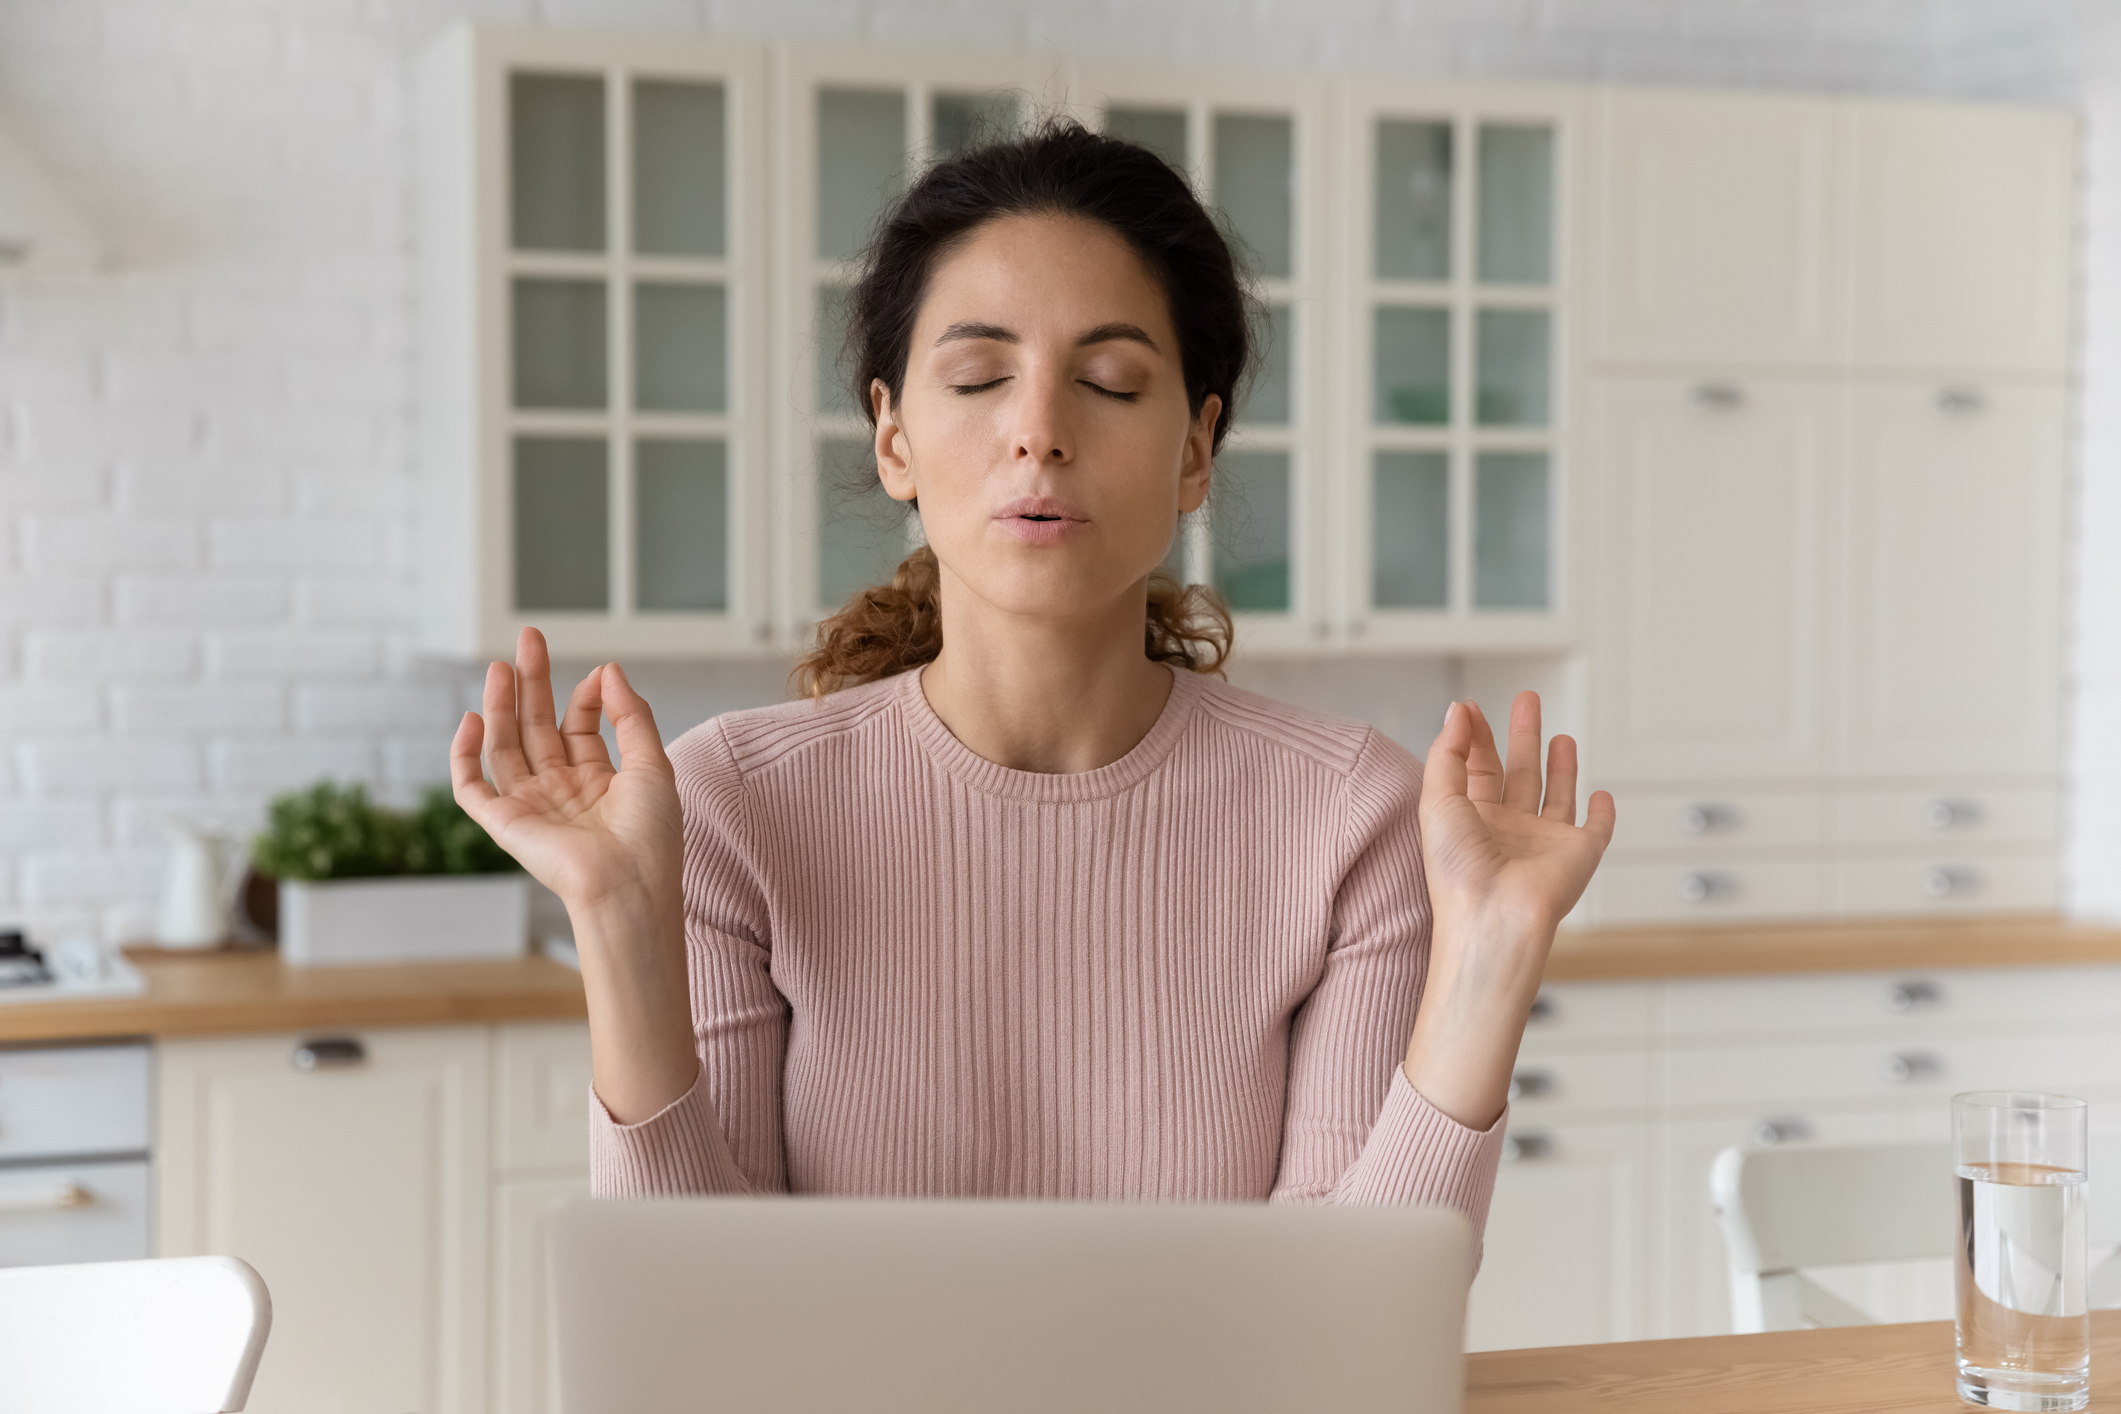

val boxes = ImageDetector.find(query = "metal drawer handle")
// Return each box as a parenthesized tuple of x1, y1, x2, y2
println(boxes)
(1678, 804, 1735, 836)
(1692, 381, 1745, 410)
(1501, 1132, 1553, 1163)
(1679, 871, 1735, 904)
(1508, 1070, 1556, 1103)
(1753, 1117, 1812, 1148)
(292, 1037, 367, 1071)
(1937, 385, 1987, 415)
(0, 1182, 91, 1213)
(1925, 799, 1982, 831)
(1882, 1052, 1943, 1085)
(1923, 867, 1980, 898)
(1886, 979, 1943, 1013)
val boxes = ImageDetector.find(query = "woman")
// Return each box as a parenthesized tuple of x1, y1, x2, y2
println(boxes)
(451, 122, 1613, 1243)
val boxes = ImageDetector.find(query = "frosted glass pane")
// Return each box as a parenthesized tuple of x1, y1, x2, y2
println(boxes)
(815, 283, 853, 417)
(1477, 124, 1553, 285)
(817, 89, 906, 261)
(634, 282, 726, 413)
(1476, 452, 1549, 609)
(817, 438, 910, 607)
(513, 278, 607, 410)
(636, 439, 727, 612)
(1475, 308, 1550, 427)
(514, 437, 608, 611)
(1374, 307, 1450, 425)
(633, 80, 725, 257)
(1246, 303, 1292, 426)
(1214, 114, 1293, 278)
(511, 74, 605, 253)
(1106, 107, 1187, 171)
(1213, 450, 1291, 613)
(1373, 451, 1449, 610)
(933, 92, 1019, 156)
(1375, 120, 1452, 281)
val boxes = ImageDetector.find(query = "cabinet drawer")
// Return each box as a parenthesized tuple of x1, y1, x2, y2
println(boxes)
(1835, 853, 2059, 917)
(1523, 982, 1657, 1043)
(496, 1021, 592, 1173)
(1837, 789, 2059, 848)
(1598, 859, 1824, 924)
(1663, 966, 2121, 1039)
(1665, 1029, 2121, 1110)
(1603, 788, 1827, 858)
(1505, 1050, 1655, 1118)
(0, 1043, 150, 1160)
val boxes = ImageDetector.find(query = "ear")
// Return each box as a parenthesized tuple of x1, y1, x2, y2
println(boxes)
(1177, 393, 1220, 515)
(872, 379, 918, 504)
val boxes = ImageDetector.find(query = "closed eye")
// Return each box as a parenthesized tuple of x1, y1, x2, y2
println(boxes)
(1081, 380, 1140, 403)
(950, 377, 1009, 396)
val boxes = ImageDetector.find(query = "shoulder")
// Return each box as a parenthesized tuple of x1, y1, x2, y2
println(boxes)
(1190, 676, 1423, 796)
(667, 673, 906, 795)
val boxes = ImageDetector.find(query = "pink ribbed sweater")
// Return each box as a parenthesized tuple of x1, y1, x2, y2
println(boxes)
(589, 665, 1507, 1242)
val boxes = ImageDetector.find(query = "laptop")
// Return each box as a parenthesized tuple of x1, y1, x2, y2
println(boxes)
(548, 1197, 1470, 1414)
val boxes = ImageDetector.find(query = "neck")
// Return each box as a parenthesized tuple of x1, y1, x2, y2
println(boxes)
(919, 563, 1176, 775)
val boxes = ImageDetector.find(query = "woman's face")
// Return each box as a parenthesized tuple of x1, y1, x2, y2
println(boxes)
(872, 213, 1219, 626)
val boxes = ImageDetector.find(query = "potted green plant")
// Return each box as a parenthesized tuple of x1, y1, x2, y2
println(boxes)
(253, 782, 528, 966)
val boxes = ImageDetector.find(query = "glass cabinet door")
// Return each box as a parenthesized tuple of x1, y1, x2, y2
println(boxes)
(1359, 98, 1563, 641)
(501, 53, 752, 653)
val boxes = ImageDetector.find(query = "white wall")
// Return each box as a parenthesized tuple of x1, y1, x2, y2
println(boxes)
(0, 0, 2093, 939)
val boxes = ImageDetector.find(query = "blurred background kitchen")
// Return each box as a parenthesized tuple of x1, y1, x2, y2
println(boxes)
(4, 0, 2121, 1409)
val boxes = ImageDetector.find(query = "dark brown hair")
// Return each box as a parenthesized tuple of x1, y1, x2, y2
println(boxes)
(793, 119, 1254, 700)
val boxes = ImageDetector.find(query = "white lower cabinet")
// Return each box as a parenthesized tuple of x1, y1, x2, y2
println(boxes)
(157, 1019, 592, 1414)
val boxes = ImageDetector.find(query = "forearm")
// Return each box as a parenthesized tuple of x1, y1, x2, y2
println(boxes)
(571, 890, 699, 1125)
(1401, 907, 1551, 1131)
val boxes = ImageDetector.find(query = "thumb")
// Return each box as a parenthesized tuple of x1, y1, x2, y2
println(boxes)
(1422, 701, 1472, 808)
(601, 663, 672, 773)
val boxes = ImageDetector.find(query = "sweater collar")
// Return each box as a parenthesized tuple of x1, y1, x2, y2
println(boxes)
(895, 662, 1206, 803)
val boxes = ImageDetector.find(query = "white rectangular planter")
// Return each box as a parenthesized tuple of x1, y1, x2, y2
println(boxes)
(278, 875, 530, 967)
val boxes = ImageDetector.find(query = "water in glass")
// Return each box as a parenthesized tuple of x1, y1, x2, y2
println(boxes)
(1955, 1161, 2089, 1411)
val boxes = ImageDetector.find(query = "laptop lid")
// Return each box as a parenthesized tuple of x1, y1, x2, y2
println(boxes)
(549, 1197, 1469, 1414)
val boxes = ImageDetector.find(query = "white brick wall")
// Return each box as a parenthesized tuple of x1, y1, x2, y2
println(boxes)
(0, 0, 2092, 940)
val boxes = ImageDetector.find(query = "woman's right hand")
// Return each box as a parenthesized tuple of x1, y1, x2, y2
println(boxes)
(451, 627, 698, 1122)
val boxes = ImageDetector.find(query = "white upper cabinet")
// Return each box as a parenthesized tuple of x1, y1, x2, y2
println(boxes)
(1845, 102, 2077, 375)
(1337, 80, 1583, 652)
(419, 25, 772, 660)
(1837, 382, 2067, 777)
(1589, 375, 1832, 782)
(774, 45, 1067, 644)
(1594, 89, 1839, 368)
(1069, 63, 1333, 652)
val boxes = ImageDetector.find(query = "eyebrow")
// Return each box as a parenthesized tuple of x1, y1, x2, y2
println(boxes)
(930, 320, 1161, 352)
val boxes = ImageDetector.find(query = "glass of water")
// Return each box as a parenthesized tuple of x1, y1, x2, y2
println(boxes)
(1954, 1091, 2089, 1411)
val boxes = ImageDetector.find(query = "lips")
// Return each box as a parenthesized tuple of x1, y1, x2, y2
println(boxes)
(993, 496, 1089, 525)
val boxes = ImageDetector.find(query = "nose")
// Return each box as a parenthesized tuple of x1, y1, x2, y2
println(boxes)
(1011, 366, 1075, 469)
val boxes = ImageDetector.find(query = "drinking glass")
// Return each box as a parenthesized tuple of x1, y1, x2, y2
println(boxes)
(1954, 1091, 2089, 1411)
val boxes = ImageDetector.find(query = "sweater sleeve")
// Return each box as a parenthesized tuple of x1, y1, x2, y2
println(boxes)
(589, 718, 791, 1197)
(1268, 730, 1508, 1261)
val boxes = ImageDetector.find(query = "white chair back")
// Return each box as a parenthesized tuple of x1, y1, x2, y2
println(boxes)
(1711, 1142, 1953, 1332)
(0, 1255, 272, 1413)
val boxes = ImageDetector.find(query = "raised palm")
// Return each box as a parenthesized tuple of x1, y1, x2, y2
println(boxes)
(449, 628, 682, 915)
(1418, 692, 1614, 940)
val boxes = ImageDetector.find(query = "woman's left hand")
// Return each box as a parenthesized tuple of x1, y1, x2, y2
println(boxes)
(1402, 692, 1615, 1130)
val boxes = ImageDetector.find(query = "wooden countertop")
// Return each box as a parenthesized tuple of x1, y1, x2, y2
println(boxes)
(1467, 1310, 2121, 1412)
(1545, 912, 2121, 982)
(0, 947, 587, 1044)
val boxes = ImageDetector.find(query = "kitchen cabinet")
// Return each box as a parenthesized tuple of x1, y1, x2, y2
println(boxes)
(156, 1019, 594, 1414)
(157, 1026, 493, 1414)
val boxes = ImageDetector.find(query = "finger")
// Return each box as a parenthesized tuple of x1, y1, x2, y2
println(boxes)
(1584, 789, 1617, 848)
(481, 659, 530, 792)
(514, 627, 568, 773)
(561, 666, 615, 769)
(1421, 700, 1473, 806)
(601, 663, 673, 775)
(1502, 691, 1544, 813)
(1541, 733, 1579, 825)
(1462, 700, 1506, 805)
(449, 712, 498, 805)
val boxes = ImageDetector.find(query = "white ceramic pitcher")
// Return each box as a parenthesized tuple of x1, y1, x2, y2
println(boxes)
(155, 821, 246, 949)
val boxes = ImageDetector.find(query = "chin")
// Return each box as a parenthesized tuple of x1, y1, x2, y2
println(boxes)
(959, 557, 1143, 622)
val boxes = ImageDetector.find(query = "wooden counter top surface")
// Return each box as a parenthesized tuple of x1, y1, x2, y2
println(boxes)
(1544, 912, 2121, 982)
(0, 947, 587, 1044)
(1466, 1309, 2121, 1412)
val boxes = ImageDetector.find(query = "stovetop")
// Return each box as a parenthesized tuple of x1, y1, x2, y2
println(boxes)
(0, 931, 147, 1005)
